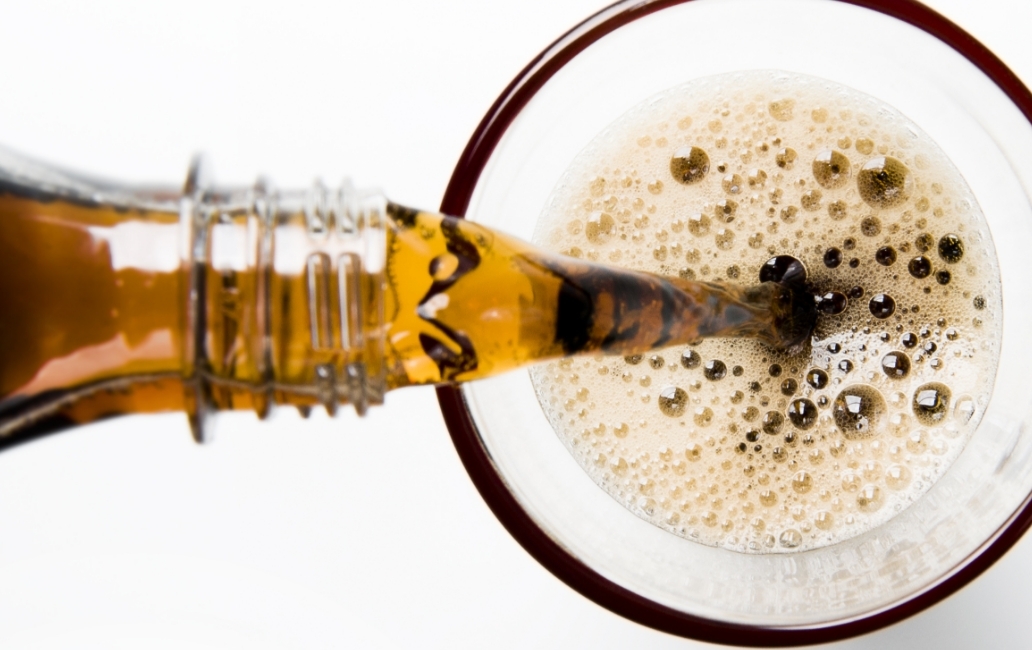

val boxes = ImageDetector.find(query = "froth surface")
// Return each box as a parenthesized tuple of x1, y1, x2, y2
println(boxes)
(530, 71, 1002, 553)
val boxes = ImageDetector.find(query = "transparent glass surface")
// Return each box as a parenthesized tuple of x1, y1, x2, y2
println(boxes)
(458, 0, 1032, 627)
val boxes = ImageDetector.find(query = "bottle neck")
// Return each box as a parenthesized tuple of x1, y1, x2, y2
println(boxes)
(181, 157, 389, 442)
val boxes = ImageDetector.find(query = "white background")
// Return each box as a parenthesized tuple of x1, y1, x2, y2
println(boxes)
(0, 1, 1030, 648)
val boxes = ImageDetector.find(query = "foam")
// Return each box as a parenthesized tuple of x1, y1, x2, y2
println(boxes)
(529, 71, 1002, 553)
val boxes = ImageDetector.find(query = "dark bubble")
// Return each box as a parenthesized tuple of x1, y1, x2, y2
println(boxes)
(847, 286, 865, 300)
(806, 368, 829, 389)
(913, 382, 951, 424)
(787, 398, 819, 429)
(973, 295, 986, 310)
(923, 341, 937, 354)
(901, 332, 918, 348)
(749, 381, 762, 392)
(908, 256, 932, 279)
(762, 411, 785, 435)
(817, 291, 847, 315)
(881, 351, 911, 379)
(869, 293, 896, 319)
(658, 386, 689, 417)
(938, 234, 964, 263)
(732, 365, 744, 377)
(824, 248, 843, 268)
(625, 354, 643, 365)
(670, 146, 710, 185)
(936, 270, 951, 285)
(736, 442, 747, 454)
(759, 255, 807, 284)
(768, 364, 782, 377)
(827, 342, 842, 354)
(812, 149, 851, 189)
(781, 378, 798, 396)
(915, 233, 934, 252)
(703, 359, 728, 380)
(680, 349, 701, 369)
(875, 246, 897, 266)
(848, 258, 860, 268)
(746, 430, 760, 442)
(838, 359, 854, 373)
(843, 237, 856, 251)
(857, 156, 911, 208)
(861, 216, 882, 237)
(649, 355, 665, 369)
(833, 385, 886, 438)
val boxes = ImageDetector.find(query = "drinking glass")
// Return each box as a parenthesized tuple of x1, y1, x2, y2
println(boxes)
(438, 0, 1032, 643)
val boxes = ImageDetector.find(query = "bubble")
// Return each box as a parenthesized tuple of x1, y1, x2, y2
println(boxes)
(817, 292, 847, 315)
(759, 255, 807, 284)
(857, 156, 911, 208)
(801, 190, 822, 211)
(703, 359, 727, 380)
(824, 247, 843, 268)
(860, 216, 882, 237)
(769, 364, 782, 377)
(812, 150, 851, 189)
(779, 529, 803, 548)
(901, 333, 918, 348)
(938, 234, 965, 263)
(648, 355, 665, 369)
(687, 212, 711, 236)
(935, 270, 951, 285)
(792, 471, 813, 494)
(768, 99, 795, 121)
(814, 511, 834, 530)
(885, 465, 912, 490)
(681, 349, 701, 369)
(838, 359, 854, 373)
(716, 199, 738, 222)
(748, 169, 768, 188)
(585, 212, 615, 243)
(915, 233, 934, 252)
(847, 286, 864, 300)
(685, 443, 702, 461)
(880, 351, 911, 379)
(875, 246, 897, 266)
(694, 406, 714, 426)
(781, 378, 798, 396)
(670, 146, 710, 185)
(658, 386, 688, 417)
(762, 411, 785, 435)
(759, 490, 779, 506)
(913, 382, 951, 425)
(780, 206, 799, 223)
(973, 295, 986, 310)
(806, 369, 829, 390)
(856, 484, 884, 512)
(827, 200, 847, 220)
(625, 354, 643, 365)
(787, 398, 819, 429)
(776, 147, 797, 169)
(722, 174, 743, 195)
(955, 396, 976, 424)
(833, 385, 886, 438)
(714, 228, 735, 250)
(732, 366, 744, 377)
(869, 294, 896, 319)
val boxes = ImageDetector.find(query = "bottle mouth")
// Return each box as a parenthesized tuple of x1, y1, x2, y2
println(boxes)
(436, 0, 1032, 644)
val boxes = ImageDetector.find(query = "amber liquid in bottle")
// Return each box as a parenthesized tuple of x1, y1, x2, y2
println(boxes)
(0, 162, 814, 446)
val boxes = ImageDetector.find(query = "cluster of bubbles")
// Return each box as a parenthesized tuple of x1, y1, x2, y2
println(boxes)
(531, 71, 1001, 553)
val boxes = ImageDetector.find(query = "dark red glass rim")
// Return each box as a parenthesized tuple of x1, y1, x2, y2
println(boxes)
(436, 0, 1032, 645)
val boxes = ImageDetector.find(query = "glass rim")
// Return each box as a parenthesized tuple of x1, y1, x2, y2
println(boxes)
(436, 0, 1032, 645)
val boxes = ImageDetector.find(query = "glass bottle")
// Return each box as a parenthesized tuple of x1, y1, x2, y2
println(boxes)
(0, 147, 814, 446)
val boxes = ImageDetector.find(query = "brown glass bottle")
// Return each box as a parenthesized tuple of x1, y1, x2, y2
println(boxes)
(0, 149, 814, 446)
